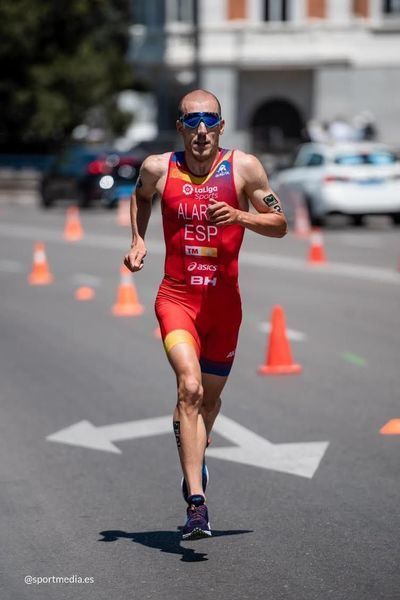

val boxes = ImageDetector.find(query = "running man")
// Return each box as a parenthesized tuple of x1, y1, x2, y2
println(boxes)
(124, 89, 287, 540)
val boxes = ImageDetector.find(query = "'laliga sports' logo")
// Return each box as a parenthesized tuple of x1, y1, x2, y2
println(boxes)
(183, 183, 193, 196)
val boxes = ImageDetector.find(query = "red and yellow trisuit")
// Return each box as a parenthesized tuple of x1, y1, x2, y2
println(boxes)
(155, 148, 245, 376)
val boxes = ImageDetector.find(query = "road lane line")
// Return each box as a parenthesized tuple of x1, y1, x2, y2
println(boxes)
(239, 250, 400, 284)
(336, 235, 382, 249)
(258, 322, 307, 341)
(0, 259, 23, 272)
(0, 223, 398, 285)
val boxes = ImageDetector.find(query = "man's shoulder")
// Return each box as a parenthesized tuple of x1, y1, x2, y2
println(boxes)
(233, 150, 265, 179)
(141, 152, 171, 180)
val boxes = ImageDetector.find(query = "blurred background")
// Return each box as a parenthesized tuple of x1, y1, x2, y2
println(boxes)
(1, 0, 400, 221)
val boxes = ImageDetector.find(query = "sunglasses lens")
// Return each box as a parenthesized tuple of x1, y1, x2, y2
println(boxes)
(182, 113, 220, 128)
(184, 115, 202, 128)
(203, 114, 220, 127)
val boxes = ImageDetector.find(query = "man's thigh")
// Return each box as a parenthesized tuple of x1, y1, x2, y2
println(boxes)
(201, 372, 228, 407)
(167, 341, 202, 380)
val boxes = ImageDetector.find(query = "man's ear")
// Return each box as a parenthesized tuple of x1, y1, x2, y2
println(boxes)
(219, 119, 225, 135)
(176, 119, 183, 133)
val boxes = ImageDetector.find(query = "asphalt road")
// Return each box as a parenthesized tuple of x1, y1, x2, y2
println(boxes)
(0, 202, 399, 600)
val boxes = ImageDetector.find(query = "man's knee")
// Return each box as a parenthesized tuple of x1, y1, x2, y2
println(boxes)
(177, 375, 203, 413)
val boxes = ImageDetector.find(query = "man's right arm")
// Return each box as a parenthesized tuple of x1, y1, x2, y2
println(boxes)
(124, 155, 163, 272)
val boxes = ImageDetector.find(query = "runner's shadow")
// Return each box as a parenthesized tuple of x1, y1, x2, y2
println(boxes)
(98, 528, 253, 562)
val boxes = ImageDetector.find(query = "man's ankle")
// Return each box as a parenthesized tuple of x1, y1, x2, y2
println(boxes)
(187, 494, 205, 507)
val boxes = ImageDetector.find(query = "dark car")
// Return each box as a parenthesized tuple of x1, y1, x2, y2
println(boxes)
(129, 133, 179, 161)
(40, 145, 142, 208)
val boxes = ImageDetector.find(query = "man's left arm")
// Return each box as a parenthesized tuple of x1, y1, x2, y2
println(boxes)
(207, 152, 287, 238)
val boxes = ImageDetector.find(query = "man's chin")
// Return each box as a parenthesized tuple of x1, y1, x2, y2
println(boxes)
(192, 145, 212, 160)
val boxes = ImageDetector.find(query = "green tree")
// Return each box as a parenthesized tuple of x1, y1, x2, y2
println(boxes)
(0, 0, 134, 151)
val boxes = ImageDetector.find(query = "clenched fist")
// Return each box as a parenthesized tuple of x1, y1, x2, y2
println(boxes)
(124, 238, 147, 272)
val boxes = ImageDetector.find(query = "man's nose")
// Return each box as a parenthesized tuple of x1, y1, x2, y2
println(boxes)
(197, 120, 207, 134)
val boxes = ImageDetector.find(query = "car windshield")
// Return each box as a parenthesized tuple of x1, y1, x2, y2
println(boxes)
(334, 151, 397, 166)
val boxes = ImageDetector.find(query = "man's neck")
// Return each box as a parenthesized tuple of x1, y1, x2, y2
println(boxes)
(184, 149, 220, 176)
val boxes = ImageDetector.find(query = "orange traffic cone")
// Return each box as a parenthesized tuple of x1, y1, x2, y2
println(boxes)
(380, 419, 400, 435)
(112, 265, 144, 316)
(308, 228, 326, 264)
(28, 242, 54, 285)
(258, 305, 302, 375)
(75, 286, 95, 301)
(294, 193, 311, 238)
(117, 199, 131, 227)
(64, 206, 84, 241)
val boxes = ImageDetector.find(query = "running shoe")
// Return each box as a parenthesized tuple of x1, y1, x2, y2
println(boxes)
(182, 495, 212, 540)
(181, 460, 209, 504)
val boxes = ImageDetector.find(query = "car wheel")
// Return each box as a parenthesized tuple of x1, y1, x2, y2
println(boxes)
(351, 215, 365, 227)
(312, 215, 326, 227)
(78, 190, 91, 209)
(40, 193, 54, 209)
(305, 197, 325, 227)
(391, 213, 400, 226)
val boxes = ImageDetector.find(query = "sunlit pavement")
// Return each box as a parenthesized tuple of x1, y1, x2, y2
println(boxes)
(1, 202, 399, 600)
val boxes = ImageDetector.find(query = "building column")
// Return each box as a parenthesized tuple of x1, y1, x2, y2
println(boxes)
(289, 0, 307, 22)
(199, 0, 227, 25)
(369, 0, 382, 23)
(327, 0, 351, 23)
(247, 0, 263, 22)
(201, 67, 248, 150)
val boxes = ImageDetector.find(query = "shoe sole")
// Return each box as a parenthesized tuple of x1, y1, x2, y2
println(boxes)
(182, 527, 212, 540)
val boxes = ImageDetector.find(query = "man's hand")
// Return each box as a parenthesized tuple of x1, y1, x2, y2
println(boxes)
(124, 238, 147, 272)
(206, 198, 239, 226)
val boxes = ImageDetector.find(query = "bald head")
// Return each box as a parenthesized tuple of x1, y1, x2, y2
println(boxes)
(178, 89, 221, 117)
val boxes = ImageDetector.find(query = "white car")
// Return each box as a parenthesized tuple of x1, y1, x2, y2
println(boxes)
(272, 143, 400, 226)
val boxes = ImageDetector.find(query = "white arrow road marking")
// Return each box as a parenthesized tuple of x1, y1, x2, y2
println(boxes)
(258, 322, 307, 341)
(210, 415, 329, 479)
(46, 416, 172, 454)
(47, 414, 329, 479)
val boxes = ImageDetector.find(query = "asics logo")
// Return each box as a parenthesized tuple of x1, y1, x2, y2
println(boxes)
(187, 262, 217, 272)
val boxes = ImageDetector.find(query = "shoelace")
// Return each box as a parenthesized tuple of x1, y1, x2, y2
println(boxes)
(187, 505, 207, 524)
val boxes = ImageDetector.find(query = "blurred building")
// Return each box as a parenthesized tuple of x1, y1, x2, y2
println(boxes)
(129, 0, 400, 151)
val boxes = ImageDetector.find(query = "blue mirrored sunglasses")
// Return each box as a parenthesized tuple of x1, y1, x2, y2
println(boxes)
(180, 112, 221, 129)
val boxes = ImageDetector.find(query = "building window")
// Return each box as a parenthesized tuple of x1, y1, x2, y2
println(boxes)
(167, 0, 194, 23)
(264, 0, 288, 21)
(383, 0, 400, 13)
(177, 0, 194, 22)
(353, 0, 369, 17)
(307, 0, 326, 19)
(227, 0, 247, 20)
(132, 0, 165, 26)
